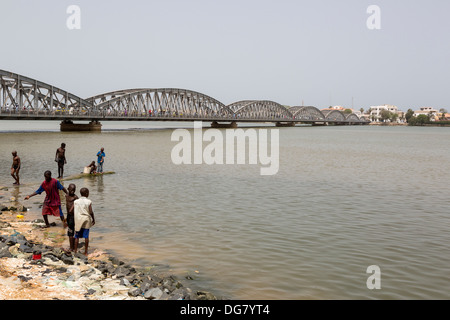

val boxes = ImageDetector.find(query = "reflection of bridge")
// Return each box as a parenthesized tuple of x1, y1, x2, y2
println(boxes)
(0, 69, 368, 130)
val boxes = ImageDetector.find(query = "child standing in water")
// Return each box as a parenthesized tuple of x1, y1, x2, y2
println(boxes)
(65, 184, 78, 252)
(71, 187, 95, 256)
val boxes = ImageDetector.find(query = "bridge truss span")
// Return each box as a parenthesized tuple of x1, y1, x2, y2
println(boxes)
(289, 106, 326, 121)
(0, 69, 368, 125)
(89, 88, 235, 119)
(227, 100, 294, 120)
(0, 70, 93, 113)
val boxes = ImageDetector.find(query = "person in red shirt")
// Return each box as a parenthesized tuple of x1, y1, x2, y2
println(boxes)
(25, 170, 68, 228)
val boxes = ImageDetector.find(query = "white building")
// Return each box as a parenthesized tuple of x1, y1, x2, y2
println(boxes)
(368, 105, 399, 122)
(414, 107, 438, 116)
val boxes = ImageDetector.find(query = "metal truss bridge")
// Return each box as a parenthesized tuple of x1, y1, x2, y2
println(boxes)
(0, 69, 368, 128)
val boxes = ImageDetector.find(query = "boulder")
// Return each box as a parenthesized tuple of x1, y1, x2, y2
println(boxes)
(128, 287, 141, 297)
(144, 287, 164, 300)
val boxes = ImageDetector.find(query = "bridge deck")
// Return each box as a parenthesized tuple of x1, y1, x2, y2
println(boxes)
(0, 110, 363, 124)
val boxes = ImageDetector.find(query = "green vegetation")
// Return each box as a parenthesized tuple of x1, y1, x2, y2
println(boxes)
(408, 114, 429, 126)
(380, 109, 398, 122)
(343, 109, 353, 114)
(405, 109, 414, 123)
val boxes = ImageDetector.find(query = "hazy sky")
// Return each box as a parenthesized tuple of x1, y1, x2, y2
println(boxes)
(1, 0, 449, 111)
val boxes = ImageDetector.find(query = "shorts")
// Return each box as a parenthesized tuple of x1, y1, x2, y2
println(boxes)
(75, 228, 90, 239)
(67, 214, 75, 237)
(43, 205, 64, 217)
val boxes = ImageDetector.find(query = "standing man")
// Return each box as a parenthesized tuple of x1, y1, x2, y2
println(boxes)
(24, 170, 68, 228)
(11, 151, 21, 185)
(55, 143, 67, 178)
(96, 147, 105, 173)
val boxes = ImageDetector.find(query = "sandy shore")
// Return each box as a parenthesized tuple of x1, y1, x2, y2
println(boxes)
(0, 184, 218, 300)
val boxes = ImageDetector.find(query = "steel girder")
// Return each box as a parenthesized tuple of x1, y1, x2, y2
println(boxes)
(0, 69, 93, 112)
(0, 69, 366, 123)
(90, 88, 233, 118)
(289, 106, 326, 121)
(227, 100, 293, 120)
(345, 113, 361, 122)
(323, 109, 346, 122)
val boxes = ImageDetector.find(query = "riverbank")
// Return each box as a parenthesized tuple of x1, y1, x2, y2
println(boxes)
(0, 185, 219, 300)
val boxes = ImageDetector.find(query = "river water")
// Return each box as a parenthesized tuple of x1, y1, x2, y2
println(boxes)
(1, 120, 449, 299)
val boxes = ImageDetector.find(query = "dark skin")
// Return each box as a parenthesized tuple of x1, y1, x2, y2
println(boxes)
(65, 184, 78, 252)
(87, 161, 97, 174)
(11, 151, 20, 185)
(55, 143, 67, 178)
(24, 171, 68, 228)
(70, 188, 95, 256)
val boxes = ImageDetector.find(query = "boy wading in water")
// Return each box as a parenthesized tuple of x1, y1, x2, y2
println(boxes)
(55, 143, 67, 179)
(65, 184, 78, 252)
(71, 188, 95, 256)
(11, 151, 21, 185)
(24, 170, 68, 228)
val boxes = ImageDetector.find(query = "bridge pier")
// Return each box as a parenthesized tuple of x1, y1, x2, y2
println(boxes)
(211, 121, 237, 128)
(275, 122, 295, 127)
(60, 120, 102, 132)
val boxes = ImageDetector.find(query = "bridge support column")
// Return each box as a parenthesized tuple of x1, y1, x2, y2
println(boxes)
(211, 121, 237, 128)
(275, 122, 295, 127)
(60, 120, 102, 132)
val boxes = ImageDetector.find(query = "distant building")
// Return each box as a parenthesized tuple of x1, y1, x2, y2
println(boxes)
(349, 109, 362, 116)
(321, 106, 346, 112)
(368, 105, 399, 122)
(414, 107, 438, 117)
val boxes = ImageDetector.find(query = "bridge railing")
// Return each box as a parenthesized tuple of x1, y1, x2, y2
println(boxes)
(0, 106, 368, 123)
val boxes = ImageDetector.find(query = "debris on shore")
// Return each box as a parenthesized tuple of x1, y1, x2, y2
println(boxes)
(0, 187, 218, 300)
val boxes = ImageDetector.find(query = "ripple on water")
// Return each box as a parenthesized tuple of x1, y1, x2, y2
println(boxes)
(1, 125, 450, 299)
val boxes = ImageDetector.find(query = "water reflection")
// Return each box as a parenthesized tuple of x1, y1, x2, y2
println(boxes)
(1, 125, 450, 299)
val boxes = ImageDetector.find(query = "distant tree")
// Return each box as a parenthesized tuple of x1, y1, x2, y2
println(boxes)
(390, 113, 398, 122)
(416, 114, 429, 125)
(380, 109, 392, 122)
(405, 109, 414, 123)
(360, 108, 364, 114)
(439, 108, 447, 114)
(408, 116, 417, 126)
(343, 109, 352, 114)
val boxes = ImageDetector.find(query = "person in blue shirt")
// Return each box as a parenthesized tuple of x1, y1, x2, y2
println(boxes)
(96, 147, 105, 173)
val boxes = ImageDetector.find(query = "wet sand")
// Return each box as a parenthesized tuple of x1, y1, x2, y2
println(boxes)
(0, 184, 218, 300)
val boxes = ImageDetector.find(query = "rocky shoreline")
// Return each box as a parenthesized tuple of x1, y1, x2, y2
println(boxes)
(0, 185, 219, 300)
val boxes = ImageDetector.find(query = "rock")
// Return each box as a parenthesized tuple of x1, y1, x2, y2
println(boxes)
(114, 266, 131, 278)
(0, 246, 13, 258)
(19, 243, 34, 253)
(140, 281, 152, 293)
(171, 288, 192, 300)
(128, 287, 141, 297)
(168, 293, 184, 300)
(61, 254, 74, 265)
(144, 287, 163, 300)
(120, 278, 131, 287)
(56, 267, 68, 273)
(85, 288, 96, 296)
(43, 252, 60, 262)
(74, 252, 88, 263)
(197, 291, 217, 300)
(109, 256, 123, 266)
